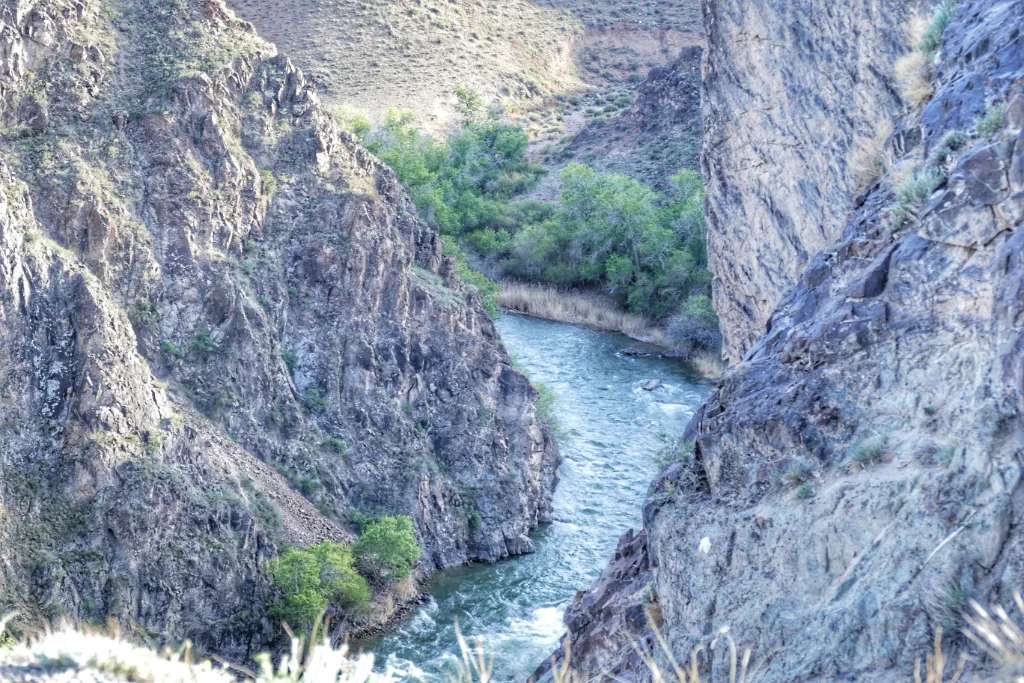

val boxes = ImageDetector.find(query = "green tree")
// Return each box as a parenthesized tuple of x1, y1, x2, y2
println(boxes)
(353, 516, 422, 585)
(365, 109, 542, 238)
(454, 86, 484, 122)
(268, 542, 371, 628)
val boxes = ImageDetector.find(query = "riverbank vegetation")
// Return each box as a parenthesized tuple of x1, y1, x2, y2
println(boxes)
(268, 516, 422, 629)
(269, 542, 371, 627)
(350, 97, 720, 356)
(498, 281, 659, 341)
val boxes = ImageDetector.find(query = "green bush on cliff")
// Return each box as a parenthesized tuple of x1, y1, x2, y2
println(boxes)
(919, 1, 955, 54)
(533, 382, 558, 431)
(442, 236, 501, 317)
(364, 107, 538, 318)
(978, 102, 1008, 136)
(352, 516, 422, 585)
(268, 542, 371, 628)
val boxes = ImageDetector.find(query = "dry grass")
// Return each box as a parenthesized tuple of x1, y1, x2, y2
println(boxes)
(13, 597, 1024, 682)
(0, 617, 235, 682)
(228, 0, 700, 133)
(230, 0, 584, 133)
(964, 593, 1024, 681)
(635, 626, 753, 683)
(849, 121, 895, 194)
(499, 281, 668, 346)
(895, 1, 955, 109)
(895, 47, 934, 108)
(499, 282, 725, 377)
(914, 628, 966, 683)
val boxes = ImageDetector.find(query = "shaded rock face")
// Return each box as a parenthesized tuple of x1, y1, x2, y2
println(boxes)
(531, 530, 654, 682)
(0, 0, 557, 659)
(702, 0, 921, 362)
(553, 0, 1024, 680)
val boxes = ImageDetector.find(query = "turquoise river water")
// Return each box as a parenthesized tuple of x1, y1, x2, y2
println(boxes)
(367, 313, 711, 681)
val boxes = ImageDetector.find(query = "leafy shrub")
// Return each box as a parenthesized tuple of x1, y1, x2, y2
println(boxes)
(978, 102, 1007, 136)
(364, 107, 542, 238)
(795, 483, 815, 500)
(352, 516, 422, 585)
(259, 169, 278, 198)
(454, 85, 484, 121)
(303, 388, 327, 414)
(501, 166, 712, 323)
(928, 130, 967, 166)
(365, 101, 715, 335)
(464, 227, 512, 256)
(781, 458, 814, 486)
(533, 382, 557, 430)
(244, 480, 283, 537)
(160, 340, 185, 360)
(268, 542, 371, 628)
(850, 435, 888, 466)
(323, 437, 347, 454)
(441, 236, 500, 317)
(329, 106, 371, 140)
(348, 509, 372, 532)
(919, 1, 955, 54)
(192, 327, 218, 355)
(666, 294, 721, 352)
(892, 167, 944, 224)
(130, 300, 160, 328)
(897, 168, 944, 205)
(656, 440, 695, 468)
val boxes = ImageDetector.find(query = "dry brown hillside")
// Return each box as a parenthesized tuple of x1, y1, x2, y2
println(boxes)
(227, 0, 701, 136)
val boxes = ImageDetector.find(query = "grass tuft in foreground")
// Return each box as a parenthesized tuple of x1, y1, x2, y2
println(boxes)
(13, 589, 1024, 681)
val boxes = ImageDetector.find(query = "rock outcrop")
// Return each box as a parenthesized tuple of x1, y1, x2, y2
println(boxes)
(557, 46, 703, 194)
(703, 0, 921, 362)
(0, 0, 557, 660)
(551, 0, 1024, 679)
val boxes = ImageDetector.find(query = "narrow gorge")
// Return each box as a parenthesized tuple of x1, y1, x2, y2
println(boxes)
(1, 0, 1023, 681)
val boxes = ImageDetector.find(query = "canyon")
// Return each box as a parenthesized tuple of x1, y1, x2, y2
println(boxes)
(1, 0, 1023, 680)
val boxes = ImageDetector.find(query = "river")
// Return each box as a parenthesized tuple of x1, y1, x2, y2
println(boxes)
(369, 313, 711, 681)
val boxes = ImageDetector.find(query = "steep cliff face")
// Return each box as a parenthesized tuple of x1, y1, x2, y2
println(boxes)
(703, 0, 920, 362)
(551, 0, 1024, 679)
(0, 0, 557, 659)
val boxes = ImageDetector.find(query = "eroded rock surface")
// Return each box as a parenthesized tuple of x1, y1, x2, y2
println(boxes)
(552, 0, 1024, 680)
(703, 0, 921, 362)
(0, 0, 557, 659)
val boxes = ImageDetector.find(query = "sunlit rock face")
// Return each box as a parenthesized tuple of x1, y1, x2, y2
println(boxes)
(703, 0, 918, 363)
(547, 1, 1024, 680)
(0, 0, 557, 658)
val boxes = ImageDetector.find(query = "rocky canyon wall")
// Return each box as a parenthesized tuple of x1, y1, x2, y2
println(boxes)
(549, 0, 1024, 679)
(703, 0, 920, 362)
(0, 0, 557, 658)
